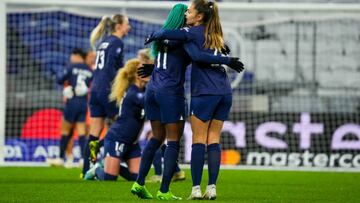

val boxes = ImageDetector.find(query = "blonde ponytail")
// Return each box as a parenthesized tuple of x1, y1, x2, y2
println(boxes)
(90, 16, 111, 47)
(109, 58, 141, 105)
(90, 14, 126, 47)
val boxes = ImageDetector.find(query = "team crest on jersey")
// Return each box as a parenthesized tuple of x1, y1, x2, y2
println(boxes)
(116, 47, 122, 54)
(137, 93, 144, 99)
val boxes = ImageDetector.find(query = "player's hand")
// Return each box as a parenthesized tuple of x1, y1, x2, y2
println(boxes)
(63, 86, 74, 99)
(221, 44, 231, 55)
(228, 57, 245, 73)
(137, 64, 155, 78)
(144, 33, 155, 45)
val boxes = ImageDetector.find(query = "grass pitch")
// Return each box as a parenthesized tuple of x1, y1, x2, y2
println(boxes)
(0, 167, 359, 203)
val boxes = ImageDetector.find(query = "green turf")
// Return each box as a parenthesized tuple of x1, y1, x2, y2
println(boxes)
(0, 167, 359, 202)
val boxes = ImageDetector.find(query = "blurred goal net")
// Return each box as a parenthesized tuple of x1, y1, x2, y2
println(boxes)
(1, 0, 360, 171)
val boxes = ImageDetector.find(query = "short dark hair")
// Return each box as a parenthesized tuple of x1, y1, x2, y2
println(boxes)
(71, 48, 87, 60)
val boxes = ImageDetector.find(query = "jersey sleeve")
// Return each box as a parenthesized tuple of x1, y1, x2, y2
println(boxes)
(113, 41, 124, 70)
(108, 41, 124, 80)
(183, 42, 230, 65)
(163, 40, 182, 49)
(152, 27, 196, 42)
(56, 66, 71, 85)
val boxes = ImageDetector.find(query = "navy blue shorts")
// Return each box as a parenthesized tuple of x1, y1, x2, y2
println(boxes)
(89, 91, 118, 119)
(190, 94, 232, 122)
(145, 89, 187, 124)
(63, 99, 87, 123)
(104, 138, 141, 160)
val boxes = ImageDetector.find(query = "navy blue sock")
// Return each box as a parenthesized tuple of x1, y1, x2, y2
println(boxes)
(104, 173, 118, 181)
(136, 138, 161, 185)
(160, 144, 166, 156)
(153, 148, 163, 175)
(160, 141, 180, 193)
(161, 144, 181, 173)
(119, 165, 137, 181)
(78, 135, 86, 159)
(59, 135, 70, 159)
(207, 143, 221, 185)
(82, 135, 98, 175)
(95, 166, 105, 180)
(191, 143, 205, 186)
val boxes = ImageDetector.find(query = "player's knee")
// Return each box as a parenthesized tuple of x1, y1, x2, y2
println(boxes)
(150, 133, 166, 143)
(207, 133, 221, 144)
(193, 134, 207, 144)
(167, 133, 182, 142)
(128, 165, 140, 174)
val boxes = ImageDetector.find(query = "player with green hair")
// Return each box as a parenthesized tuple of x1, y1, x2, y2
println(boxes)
(131, 4, 189, 201)
(150, 3, 188, 58)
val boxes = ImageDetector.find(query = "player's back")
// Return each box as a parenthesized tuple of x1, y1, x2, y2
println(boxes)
(106, 84, 145, 144)
(67, 63, 93, 97)
(56, 63, 93, 100)
(147, 43, 191, 96)
(187, 25, 231, 96)
(92, 35, 124, 92)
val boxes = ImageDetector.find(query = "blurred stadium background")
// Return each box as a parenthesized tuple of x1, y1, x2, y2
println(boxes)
(1, 0, 360, 171)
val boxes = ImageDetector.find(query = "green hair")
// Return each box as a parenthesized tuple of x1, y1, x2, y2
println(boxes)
(151, 3, 188, 58)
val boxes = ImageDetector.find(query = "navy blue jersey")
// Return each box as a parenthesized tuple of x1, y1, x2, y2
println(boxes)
(106, 84, 145, 144)
(92, 35, 124, 92)
(152, 26, 232, 96)
(147, 43, 191, 95)
(147, 39, 231, 96)
(56, 63, 93, 100)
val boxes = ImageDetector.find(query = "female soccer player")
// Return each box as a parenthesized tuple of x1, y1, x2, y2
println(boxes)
(144, 0, 244, 200)
(131, 3, 243, 200)
(82, 14, 131, 176)
(137, 48, 186, 183)
(84, 58, 149, 181)
(48, 48, 93, 167)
